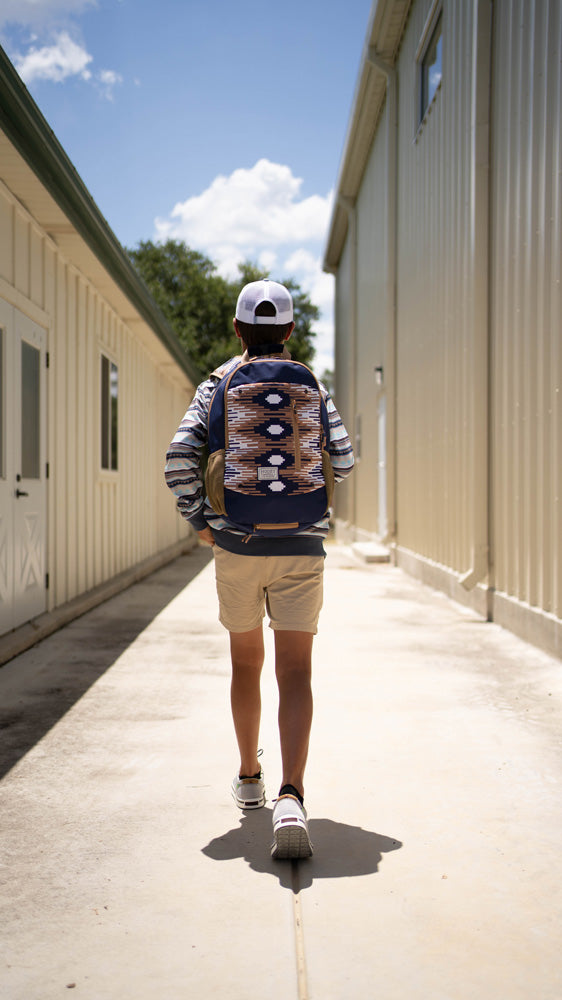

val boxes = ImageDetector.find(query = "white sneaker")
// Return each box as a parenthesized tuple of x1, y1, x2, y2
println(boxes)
(271, 794, 313, 859)
(231, 771, 266, 810)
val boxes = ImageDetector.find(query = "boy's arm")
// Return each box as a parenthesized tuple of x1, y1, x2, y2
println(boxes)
(324, 391, 355, 481)
(164, 378, 215, 530)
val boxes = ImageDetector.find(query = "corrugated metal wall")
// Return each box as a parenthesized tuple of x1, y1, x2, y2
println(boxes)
(1, 183, 191, 615)
(490, 0, 562, 621)
(332, 0, 562, 650)
(396, 0, 476, 575)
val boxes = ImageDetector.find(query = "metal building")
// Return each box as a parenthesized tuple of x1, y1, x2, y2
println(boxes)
(0, 47, 198, 657)
(324, 0, 562, 657)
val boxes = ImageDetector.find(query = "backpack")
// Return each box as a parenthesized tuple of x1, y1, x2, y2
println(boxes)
(205, 357, 334, 536)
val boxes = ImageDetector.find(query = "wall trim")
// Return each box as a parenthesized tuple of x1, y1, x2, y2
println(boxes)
(395, 546, 490, 619)
(391, 546, 562, 660)
(0, 276, 51, 328)
(491, 592, 562, 661)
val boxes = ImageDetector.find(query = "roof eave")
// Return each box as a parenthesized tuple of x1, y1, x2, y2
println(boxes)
(323, 0, 412, 272)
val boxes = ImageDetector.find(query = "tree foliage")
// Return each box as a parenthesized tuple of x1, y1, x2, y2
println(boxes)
(128, 240, 319, 376)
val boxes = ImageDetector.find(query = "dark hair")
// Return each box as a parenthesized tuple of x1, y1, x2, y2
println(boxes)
(235, 300, 292, 346)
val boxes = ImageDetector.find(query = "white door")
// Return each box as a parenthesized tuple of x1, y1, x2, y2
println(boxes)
(0, 302, 48, 634)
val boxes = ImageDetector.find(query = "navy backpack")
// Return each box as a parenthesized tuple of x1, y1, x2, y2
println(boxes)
(205, 357, 334, 536)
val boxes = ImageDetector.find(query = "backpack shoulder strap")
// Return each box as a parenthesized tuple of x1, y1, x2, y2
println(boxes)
(209, 354, 245, 381)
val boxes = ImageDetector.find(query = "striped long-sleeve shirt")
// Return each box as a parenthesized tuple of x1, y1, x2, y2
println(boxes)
(165, 352, 354, 556)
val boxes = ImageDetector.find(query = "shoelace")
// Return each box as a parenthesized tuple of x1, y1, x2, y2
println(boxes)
(274, 784, 305, 807)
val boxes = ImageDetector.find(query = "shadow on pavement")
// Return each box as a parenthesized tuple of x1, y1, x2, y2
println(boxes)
(0, 547, 213, 781)
(202, 808, 402, 890)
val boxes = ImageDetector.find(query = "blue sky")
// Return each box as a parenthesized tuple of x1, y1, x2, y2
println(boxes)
(0, 0, 371, 375)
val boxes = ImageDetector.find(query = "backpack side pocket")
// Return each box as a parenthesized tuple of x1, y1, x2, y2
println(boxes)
(322, 450, 335, 509)
(205, 449, 227, 515)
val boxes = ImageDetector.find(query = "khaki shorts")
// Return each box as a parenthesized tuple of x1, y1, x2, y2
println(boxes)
(213, 547, 324, 634)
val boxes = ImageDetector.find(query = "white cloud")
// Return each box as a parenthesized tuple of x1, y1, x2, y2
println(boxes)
(258, 249, 278, 274)
(96, 66, 123, 100)
(2, 1, 122, 98)
(283, 248, 333, 314)
(154, 159, 335, 374)
(283, 249, 335, 377)
(155, 159, 331, 276)
(12, 29, 92, 83)
(9, 28, 123, 98)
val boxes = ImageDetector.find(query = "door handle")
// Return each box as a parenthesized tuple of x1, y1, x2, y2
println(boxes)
(15, 489, 29, 498)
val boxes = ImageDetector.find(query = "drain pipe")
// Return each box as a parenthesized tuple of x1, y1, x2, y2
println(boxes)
(459, 0, 492, 591)
(367, 48, 398, 545)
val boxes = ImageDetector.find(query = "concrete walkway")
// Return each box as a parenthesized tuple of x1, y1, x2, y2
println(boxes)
(1, 544, 561, 1000)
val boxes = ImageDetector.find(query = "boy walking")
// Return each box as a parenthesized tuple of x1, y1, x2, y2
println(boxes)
(165, 279, 353, 859)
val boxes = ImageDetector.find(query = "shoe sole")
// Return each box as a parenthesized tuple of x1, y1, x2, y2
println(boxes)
(231, 789, 265, 810)
(271, 822, 313, 860)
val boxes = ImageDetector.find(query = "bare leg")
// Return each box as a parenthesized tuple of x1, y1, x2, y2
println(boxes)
(229, 626, 265, 777)
(274, 630, 314, 800)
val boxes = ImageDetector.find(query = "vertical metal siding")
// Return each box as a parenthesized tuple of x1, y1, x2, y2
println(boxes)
(490, 0, 562, 618)
(65, 269, 79, 597)
(14, 208, 28, 299)
(330, 0, 561, 647)
(76, 278, 87, 595)
(0, 186, 13, 283)
(0, 184, 192, 616)
(551, 6, 562, 620)
(83, 283, 96, 593)
(396, 0, 476, 573)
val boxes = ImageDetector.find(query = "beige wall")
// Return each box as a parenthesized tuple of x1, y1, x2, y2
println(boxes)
(0, 180, 192, 619)
(332, 0, 562, 654)
(490, 0, 562, 621)
(396, 0, 477, 575)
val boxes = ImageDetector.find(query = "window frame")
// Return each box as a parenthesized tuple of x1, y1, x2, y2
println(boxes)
(415, 0, 443, 138)
(21, 339, 41, 480)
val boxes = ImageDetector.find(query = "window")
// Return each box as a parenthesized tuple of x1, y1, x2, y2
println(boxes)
(101, 354, 118, 470)
(21, 341, 40, 479)
(418, 8, 443, 124)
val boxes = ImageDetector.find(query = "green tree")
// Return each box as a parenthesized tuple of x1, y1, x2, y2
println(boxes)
(128, 240, 237, 375)
(128, 240, 319, 374)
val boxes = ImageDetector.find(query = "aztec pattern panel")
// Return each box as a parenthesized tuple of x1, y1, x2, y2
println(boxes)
(225, 383, 325, 497)
(16, 512, 43, 595)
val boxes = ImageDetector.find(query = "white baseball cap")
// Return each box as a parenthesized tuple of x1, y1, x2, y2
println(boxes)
(235, 278, 293, 326)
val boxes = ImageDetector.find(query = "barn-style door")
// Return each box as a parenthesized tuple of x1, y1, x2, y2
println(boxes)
(0, 300, 47, 635)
